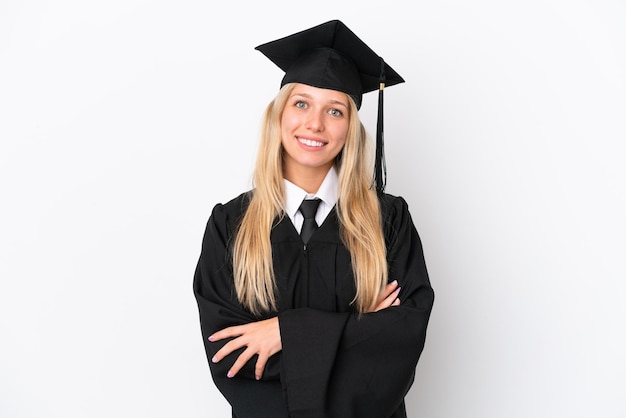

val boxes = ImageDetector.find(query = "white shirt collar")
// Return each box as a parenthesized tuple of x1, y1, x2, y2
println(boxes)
(283, 166, 338, 228)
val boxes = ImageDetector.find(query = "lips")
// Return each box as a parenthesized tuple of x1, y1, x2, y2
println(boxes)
(297, 137, 326, 147)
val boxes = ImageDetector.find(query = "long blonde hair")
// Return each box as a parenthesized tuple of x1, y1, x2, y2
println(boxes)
(233, 83, 387, 316)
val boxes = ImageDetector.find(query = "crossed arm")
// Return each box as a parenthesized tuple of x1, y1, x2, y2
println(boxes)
(209, 280, 403, 380)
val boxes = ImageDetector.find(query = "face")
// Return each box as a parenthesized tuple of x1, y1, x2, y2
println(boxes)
(280, 83, 350, 177)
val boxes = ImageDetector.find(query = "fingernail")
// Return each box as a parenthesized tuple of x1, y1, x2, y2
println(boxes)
(227, 371, 234, 378)
(391, 280, 398, 285)
(208, 335, 215, 342)
(211, 356, 218, 363)
(255, 375, 261, 381)
(396, 286, 401, 293)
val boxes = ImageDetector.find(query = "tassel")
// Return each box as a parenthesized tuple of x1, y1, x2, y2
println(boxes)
(375, 58, 387, 193)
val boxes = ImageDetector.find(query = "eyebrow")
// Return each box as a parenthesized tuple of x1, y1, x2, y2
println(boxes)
(291, 93, 349, 109)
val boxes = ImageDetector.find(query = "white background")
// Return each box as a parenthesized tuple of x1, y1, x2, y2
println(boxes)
(1, 1, 625, 417)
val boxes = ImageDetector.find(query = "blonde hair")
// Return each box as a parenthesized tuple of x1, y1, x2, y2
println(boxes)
(233, 83, 387, 316)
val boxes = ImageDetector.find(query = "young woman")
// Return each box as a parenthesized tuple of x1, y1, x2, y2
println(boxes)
(194, 20, 434, 418)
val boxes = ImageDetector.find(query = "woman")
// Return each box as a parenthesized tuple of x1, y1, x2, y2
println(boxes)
(194, 20, 434, 418)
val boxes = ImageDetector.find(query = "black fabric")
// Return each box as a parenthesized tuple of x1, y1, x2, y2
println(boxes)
(298, 198, 321, 245)
(193, 191, 434, 418)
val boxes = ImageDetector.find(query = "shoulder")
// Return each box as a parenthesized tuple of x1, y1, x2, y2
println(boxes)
(377, 192, 418, 243)
(217, 190, 253, 219)
(377, 192, 411, 220)
(203, 190, 253, 242)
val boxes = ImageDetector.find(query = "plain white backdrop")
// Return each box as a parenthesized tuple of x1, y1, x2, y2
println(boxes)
(1, 1, 625, 417)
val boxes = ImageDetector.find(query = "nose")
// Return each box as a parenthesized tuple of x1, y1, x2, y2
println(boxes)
(304, 110, 324, 132)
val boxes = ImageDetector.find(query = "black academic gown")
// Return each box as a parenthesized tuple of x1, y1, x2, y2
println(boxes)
(193, 191, 434, 418)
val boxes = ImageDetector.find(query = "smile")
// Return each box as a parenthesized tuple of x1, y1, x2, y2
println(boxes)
(297, 137, 326, 147)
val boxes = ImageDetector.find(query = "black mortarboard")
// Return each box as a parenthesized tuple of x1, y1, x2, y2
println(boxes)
(255, 19, 405, 193)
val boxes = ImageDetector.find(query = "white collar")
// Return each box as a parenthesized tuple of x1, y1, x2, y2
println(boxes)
(284, 166, 338, 222)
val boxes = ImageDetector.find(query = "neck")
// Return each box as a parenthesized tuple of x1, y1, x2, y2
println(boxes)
(283, 163, 332, 194)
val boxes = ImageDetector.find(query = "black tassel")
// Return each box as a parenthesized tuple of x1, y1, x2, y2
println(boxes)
(375, 58, 387, 193)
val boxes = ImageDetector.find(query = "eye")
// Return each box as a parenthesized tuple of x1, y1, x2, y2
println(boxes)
(295, 100, 307, 109)
(329, 108, 343, 117)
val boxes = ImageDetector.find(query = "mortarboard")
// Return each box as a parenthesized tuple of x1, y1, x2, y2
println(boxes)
(255, 19, 404, 193)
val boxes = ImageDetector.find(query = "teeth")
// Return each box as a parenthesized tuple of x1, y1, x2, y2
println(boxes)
(298, 137, 325, 147)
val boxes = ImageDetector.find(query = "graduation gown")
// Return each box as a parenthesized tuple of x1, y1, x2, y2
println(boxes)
(193, 191, 434, 418)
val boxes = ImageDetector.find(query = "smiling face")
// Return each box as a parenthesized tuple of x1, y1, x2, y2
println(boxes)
(280, 83, 350, 185)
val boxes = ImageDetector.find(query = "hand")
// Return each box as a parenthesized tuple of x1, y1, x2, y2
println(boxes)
(209, 317, 282, 380)
(373, 280, 401, 312)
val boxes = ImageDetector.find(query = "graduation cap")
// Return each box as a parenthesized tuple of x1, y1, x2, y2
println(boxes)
(255, 19, 404, 193)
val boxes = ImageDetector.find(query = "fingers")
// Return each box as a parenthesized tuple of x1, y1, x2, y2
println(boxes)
(255, 354, 269, 381)
(208, 318, 282, 380)
(381, 287, 401, 310)
(376, 280, 399, 305)
(374, 281, 402, 312)
(211, 336, 247, 364)
(211, 334, 255, 379)
(225, 347, 255, 378)
(208, 325, 242, 342)
(223, 350, 269, 380)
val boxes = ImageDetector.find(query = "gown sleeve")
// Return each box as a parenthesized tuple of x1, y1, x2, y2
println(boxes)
(193, 197, 288, 418)
(278, 195, 434, 418)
